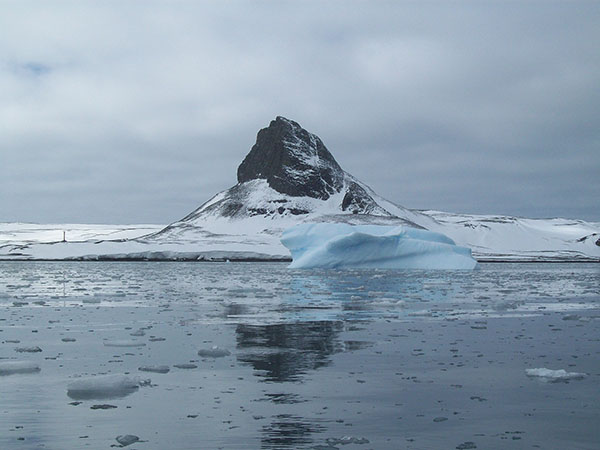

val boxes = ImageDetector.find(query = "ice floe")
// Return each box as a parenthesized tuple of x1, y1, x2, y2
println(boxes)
(526, 368, 587, 382)
(197, 346, 231, 358)
(116, 434, 140, 446)
(103, 340, 146, 348)
(0, 361, 41, 375)
(67, 374, 147, 400)
(138, 365, 170, 374)
(14, 346, 42, 353)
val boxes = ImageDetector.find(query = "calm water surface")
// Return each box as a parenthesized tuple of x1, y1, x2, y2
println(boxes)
(0, 262, 598, 449)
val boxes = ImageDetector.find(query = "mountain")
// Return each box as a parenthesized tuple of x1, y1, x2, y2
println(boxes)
(1, 116, 598, 261)
(146, 116, 435, 245)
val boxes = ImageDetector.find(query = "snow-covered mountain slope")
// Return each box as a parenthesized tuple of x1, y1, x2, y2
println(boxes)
(127, 116, 437, 258)
(1, 116, 598, 261)
(0, 223, 162, 245)
(157, 117, 431, 227)
(424, 211, 600, 262)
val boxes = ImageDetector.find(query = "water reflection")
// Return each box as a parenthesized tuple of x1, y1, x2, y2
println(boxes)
(261, 414, 326, 449)
(236, 321, 343, 382)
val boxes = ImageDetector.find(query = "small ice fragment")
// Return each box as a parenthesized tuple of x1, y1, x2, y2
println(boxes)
(197, 346, 231, 358)
(326, 436, 370, 445)
(138, 365, 170, 374)
(82, 298, 101, 304)
(15, 346, 42, 353)
(130, 329, 145, 337)
(103, 340, 146, 348)
(173, 363, 197, 369)
(116, 435, 139, 447)
(526, 368, 587, 382)
(0, 361, 41, 375)
(67, 374, 143, 400)
(90, 404, 117, 410)
(61, 338, 76, 342)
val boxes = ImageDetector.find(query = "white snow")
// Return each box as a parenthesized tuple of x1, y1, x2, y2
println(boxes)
(0, 182, 597, 263)
(0, 361, 41, 375)
(526, 368, 587, 382)
(67, 374, 144, 399)
(424, 211, 600, 261)
(0, 223, 162, 244)
(281, 223, 478, 269)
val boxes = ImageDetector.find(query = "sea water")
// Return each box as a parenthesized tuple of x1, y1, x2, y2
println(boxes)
(0, 262, 598, 449)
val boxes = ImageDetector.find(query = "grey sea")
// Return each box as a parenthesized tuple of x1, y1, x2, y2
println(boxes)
(0, 262, 598, 449)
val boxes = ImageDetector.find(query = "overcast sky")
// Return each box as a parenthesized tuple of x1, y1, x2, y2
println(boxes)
(1, 1, 599, 224)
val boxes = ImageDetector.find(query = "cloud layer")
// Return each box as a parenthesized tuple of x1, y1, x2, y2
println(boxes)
(1, 2, 599, 223)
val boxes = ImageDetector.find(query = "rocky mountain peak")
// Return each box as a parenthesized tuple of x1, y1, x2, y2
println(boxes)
(237, 116, 345, 200)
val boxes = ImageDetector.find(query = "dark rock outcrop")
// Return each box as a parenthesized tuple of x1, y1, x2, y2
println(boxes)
(342, 182, 380, 215)
(237, 117, 345, 200)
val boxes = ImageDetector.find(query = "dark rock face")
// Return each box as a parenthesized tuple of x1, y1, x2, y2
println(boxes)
(342, 182, 380, 215)
(237, 117, 344, 199)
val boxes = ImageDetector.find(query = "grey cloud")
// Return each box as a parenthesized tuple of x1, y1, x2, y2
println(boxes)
(1, 1, 599, 223)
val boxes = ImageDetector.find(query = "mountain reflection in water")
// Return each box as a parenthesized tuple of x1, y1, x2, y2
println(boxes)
(235, 321, 344, 382)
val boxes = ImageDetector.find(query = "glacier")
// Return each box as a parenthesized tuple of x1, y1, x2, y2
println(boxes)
(281, 223, 478, 269)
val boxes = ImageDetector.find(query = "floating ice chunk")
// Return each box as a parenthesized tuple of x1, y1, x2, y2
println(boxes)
(103, 340, 146, 348)
(281, 223, 477, 269)
(0, 361, 41, 375)
(326, 436, 370, 445)
(138, 365, 170, 374)
(197, 346, 231, 358)
(526, 368, 587, 382)
(116, 434, 140, 446)
(67, 374, 145, 400)
(173, 363, 197, 369)
(15, 346, 42, 353)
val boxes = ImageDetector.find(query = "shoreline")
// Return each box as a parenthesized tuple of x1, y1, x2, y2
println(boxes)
(0, 258, 597, 263)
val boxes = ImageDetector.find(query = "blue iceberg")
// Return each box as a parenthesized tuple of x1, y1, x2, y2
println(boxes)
(281, 223, 477, 269)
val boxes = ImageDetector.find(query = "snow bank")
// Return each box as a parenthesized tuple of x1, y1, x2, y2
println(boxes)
(0, 361, 41, 375)
(281, 223, 477, 269)
(67, 374, 144, 400)
(526, 368, 587, 382)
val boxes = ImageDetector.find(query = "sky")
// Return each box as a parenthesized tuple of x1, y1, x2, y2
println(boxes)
(1, 1, 599, 224)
